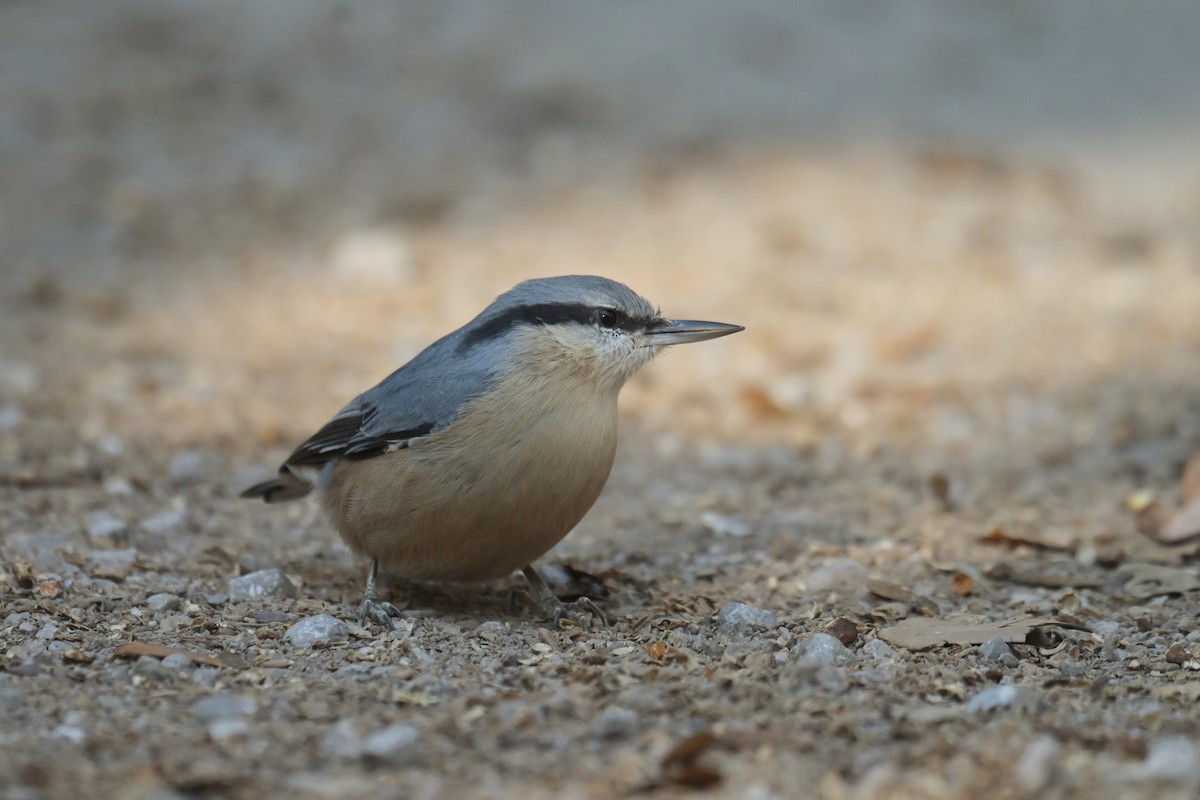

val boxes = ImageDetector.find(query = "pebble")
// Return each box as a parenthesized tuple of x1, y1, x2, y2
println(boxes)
(85, 511, 127, 540)
(966, 685, 1042, 714)
(795, 633, 855, 666)
(87, 548, 138, 580)
(147, 593, 182, 612)
(862, 639, 896, 661)
(1164, 643, 1189, 665)
(362, 723, 424, 766)
(1015, 735, 1062, 793)
(192, 668, 222, 687)
(1130, 737, 1200, 787)
(191, 693, 257, 722)
(285, 615, 350, 648)
(1059, 660, 1086, 678)
(592, 707, 638, 740)
(803, 558, 867, 592)
(716, 603, 777, 635)
(228, 569, 298, 602)
(140, 509, 187, 536)
(168, 450, 209, 485)
(977, 637, 1014, 662)
(322, 719, 364, 760)
(208, 718, 250, 742)
(51, 724, 87, 744)
(699, 511, 750, 537)
(161, 653, 196, 669)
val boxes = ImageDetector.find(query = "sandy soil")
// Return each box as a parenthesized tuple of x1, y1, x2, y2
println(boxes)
(3, 5, 1200, 800)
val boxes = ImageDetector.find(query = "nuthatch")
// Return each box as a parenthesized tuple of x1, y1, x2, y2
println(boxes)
(242, 275, 742, 627)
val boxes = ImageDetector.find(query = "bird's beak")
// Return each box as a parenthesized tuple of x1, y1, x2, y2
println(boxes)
(641, 318, 744, 347)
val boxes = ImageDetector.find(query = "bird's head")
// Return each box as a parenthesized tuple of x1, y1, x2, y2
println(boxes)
(461, 275, 743, 389)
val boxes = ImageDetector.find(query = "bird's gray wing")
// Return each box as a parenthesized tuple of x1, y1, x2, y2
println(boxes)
(283, 335, 497, 467)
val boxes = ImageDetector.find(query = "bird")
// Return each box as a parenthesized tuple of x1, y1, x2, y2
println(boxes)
(241, 275, 742, 628)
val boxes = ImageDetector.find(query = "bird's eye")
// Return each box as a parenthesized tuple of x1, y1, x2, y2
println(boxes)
(596, 308, 619, 329)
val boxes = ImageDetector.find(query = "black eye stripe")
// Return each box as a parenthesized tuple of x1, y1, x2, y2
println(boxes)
(458, 302, 648, 352)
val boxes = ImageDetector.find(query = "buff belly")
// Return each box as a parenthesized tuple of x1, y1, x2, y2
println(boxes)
(320, 388, 619, 582)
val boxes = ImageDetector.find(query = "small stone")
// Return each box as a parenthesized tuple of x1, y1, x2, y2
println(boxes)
(168, 450, 209, 485)
(191, 693, 257, 722)
(1131, 737, 1200, 787)
(699, 511, 750, 537)
(161, 653, 195, 669)
(227, 569, 297, 602)
(85, 511, 127, 540)
(87, 548, 137, 580)
(1015, 735, 1062, 793)
(1059, 660, 1086, 678)
(51, 724, 87, 744)
(362, 723, 423, 766)
(592, 707, 638, 740)
(862, 639, 896, 661)
(1164, 643, 1189, 665)
(322, 719, 364, 760)
(978, 636, 1013, 661)
(141, 509, 187, 536)
(146, 593, 181, 612)
(796, 632, 855, 666)
(966, 685, 1042, 714)
(192, 668, 221, 687)
(803, 558, 867, 592)
(285, 614, 350, 648)
(207, 718, 249, 741)
(716, 603, 777, 635)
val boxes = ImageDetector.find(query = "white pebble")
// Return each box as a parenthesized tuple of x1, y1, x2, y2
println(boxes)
(285, 614, 350, 648)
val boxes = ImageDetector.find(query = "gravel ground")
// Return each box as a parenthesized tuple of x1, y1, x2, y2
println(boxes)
(3, 5, 1200, 800)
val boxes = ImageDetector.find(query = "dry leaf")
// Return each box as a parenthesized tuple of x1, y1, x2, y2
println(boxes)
(1120, 563, 1200, 599)
(113, 641, 224, 667)
(659, 731, 723, 790)
(878, 615, 1075, 650)
(950, 571, 975, 595)
(867, 578, 916, 602)
(825, 617, 860, 646)
(988, 562, 1104, 589)
(982, 526, 1076, 552)
(61, 648, 94, 664)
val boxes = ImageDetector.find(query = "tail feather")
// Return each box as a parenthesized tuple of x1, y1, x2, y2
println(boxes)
(240, 466, 313, 503)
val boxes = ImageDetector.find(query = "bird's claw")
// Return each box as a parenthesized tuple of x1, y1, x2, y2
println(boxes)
(549, 596, 608, 630)
(358, 596, 402, 630)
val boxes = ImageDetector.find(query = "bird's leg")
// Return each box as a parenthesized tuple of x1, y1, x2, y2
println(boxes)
(358, 558, 402, 630)
(521, 566, 608, 629)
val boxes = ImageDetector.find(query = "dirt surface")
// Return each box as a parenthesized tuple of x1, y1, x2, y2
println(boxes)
(4, 5, 1200, 800)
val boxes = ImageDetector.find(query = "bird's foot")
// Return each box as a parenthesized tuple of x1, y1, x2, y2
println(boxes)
(358, 558, 401, 631)
(358, 595, 402, 630)
(521, 565, 608, 630)
(549, 596, 608, 630)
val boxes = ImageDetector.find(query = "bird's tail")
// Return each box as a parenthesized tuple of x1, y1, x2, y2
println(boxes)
(240, 466, 313, 503)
